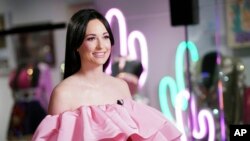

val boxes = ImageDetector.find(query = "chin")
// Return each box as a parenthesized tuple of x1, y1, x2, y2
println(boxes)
(91, 55, 109, 65)
(95, 59, 108, 65)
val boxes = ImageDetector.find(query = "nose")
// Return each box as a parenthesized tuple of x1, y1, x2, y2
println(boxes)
(97, 38, 105, 49)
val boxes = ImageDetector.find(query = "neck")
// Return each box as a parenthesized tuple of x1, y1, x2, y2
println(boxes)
(76, 66, 106, 88)
(77, 66, 105, 80)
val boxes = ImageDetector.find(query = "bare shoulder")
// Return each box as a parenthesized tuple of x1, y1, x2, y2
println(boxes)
(107, 75, 132, 99)
(48, 77, 74, 115)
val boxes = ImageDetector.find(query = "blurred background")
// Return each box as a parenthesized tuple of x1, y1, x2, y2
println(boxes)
(0, 0, 250, 140)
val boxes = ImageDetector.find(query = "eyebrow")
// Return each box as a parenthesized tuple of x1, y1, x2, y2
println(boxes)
(85, 34, 96, 37)
(103, 32, 109, 35)
(85, 32, 109, 37)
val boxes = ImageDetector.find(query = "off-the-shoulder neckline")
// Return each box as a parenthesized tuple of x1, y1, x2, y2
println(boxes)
(77, 98, 131, 107)
(49, 98, 132, 116)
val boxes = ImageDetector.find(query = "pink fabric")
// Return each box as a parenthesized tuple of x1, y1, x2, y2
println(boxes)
(32, 99, 181, 141)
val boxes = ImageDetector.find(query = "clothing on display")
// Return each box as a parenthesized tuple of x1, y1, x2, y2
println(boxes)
(8, 62, 52, 139)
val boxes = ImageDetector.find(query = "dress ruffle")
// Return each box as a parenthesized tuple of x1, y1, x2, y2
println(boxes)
(32, 99, 181, 141)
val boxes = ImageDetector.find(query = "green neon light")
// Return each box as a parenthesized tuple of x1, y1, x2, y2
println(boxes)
(159, 41, 199, 119)
(175, 41, 199, 110)
(159, 76, 177, 122)
(187, 41, 199, 62)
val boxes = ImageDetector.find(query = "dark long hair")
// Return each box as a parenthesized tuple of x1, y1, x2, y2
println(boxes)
(63, 9, 114, 79)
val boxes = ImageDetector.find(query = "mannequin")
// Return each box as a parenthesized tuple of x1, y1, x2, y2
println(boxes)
(8, 61, 52, 140)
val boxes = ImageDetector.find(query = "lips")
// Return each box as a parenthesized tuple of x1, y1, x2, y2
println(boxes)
(93, 52, 105, 58)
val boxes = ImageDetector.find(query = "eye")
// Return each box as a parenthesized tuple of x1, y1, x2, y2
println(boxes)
(86, 37, 95, 41)
(104, 35, 110, 39)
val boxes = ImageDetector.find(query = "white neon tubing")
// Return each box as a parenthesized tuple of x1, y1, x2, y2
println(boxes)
(128, 30, 148, 88)
(105, 8, 148, 88)
(175, 90, 190, 141)
(191, 95, 215, 141)
(105, 8, 127, 56)
(105, 8, 126, 74)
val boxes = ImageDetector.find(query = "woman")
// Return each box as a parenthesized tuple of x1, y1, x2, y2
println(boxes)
(32, 9, 181, 141)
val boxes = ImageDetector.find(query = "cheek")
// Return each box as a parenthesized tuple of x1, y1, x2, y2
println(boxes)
(105, 40, 112, 49)
(107, 45, 111, 51)
(104, 42, 111, 54)
(82, 42, 95, 52)
(106, 46, 111, 55)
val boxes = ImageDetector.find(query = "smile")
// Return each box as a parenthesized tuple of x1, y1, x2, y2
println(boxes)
(93, 52, 105, 58)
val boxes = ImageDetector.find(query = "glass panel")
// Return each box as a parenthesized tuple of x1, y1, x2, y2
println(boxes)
(188, 0, 249, 140)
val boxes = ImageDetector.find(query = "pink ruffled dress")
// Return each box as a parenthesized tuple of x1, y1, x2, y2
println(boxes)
(32, 98, 181, 141)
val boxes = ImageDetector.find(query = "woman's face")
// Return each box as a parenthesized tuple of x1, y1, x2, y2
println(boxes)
(78, 19, 111, 68)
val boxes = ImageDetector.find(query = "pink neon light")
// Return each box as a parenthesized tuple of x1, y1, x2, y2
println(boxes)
(218, 81, 224, 109)
(105, 8, 127, 56)
(191, 95, 215, 141)
(175, 90, 215, 141)
(218, 80, 226, 140)
(105, 8, 127, 74)
(128, 30, 148, 87)
(105, 8, 148, 87)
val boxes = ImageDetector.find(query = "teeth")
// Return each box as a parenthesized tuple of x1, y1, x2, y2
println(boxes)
(93, 52, 104, 55)
(93, 52, 105, 57)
